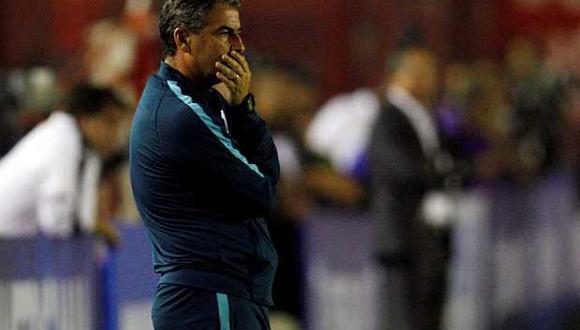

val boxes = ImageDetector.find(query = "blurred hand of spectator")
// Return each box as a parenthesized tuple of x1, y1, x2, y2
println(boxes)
(304, 164, 365, 207)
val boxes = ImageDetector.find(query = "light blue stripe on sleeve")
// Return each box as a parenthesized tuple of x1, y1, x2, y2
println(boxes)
(167, 80, 264, 178)
(216, 293, 231, 330)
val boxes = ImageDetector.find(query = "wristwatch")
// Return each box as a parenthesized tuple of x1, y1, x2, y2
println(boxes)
(239, 94, 256, 113)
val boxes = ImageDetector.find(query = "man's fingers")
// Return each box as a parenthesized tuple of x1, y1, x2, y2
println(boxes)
(216, 71, 237, 89)
(216, 62, 239, 80)
(221, 54, 245, 75)
(230, 51, 250, 73)
(216, 55, 250, 105)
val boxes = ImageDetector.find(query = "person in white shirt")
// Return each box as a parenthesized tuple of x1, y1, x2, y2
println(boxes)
(305, 88, 380, 178)
(0, 84, 124, 238)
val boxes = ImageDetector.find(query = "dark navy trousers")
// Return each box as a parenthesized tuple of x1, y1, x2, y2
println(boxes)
(152, 284, 271, 330)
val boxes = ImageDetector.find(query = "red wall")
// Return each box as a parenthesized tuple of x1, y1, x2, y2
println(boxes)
(500, 0, 580, 37)
(242, 0, 457, 95)
(0, 0, 122, 67)
(5, 0, 577, 96)
(0, 0, 454, 96)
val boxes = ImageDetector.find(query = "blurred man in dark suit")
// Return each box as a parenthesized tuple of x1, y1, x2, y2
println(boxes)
(370, 48, 454, 330)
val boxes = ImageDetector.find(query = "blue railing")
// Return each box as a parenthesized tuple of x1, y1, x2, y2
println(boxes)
(0, 236, 97, 330)
(303, 173, 580, 330)
(0, 225, 158, 330)
(2, 172, 580, 330)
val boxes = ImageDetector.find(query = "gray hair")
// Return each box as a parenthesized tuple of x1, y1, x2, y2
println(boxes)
(159, 0, 241, 57)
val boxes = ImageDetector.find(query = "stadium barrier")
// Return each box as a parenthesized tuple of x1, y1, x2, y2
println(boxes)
(0, 225, 158, 330)
(1, 172, 580, 330)
(0, 236, 97, 330)
(303, 172, 580, 330)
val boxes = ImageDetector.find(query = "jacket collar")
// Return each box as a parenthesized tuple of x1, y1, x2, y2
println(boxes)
(157, 61, 215, 101)
(157, 61, 230, 132)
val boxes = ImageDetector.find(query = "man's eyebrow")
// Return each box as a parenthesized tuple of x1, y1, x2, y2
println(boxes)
(215, 25, 242, 33)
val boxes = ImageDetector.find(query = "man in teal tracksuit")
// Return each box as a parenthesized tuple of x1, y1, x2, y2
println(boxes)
(129, 1, 279, 328)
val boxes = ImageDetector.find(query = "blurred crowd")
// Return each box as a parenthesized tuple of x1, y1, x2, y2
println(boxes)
(0, 0, 160, 245)
(246, 30, 580, 329)
(1, 1, 580, 328)
(438, 36, 580, 185)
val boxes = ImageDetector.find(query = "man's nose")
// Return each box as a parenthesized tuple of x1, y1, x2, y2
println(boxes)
(230, 34, 245, 53)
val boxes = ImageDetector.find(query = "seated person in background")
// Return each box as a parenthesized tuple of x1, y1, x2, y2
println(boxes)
(0, 84, 124, 240)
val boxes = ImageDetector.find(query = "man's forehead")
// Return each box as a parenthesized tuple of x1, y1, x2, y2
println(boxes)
(205, 5, 241, 29)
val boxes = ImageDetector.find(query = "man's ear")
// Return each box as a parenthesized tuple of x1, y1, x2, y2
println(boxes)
(173, 27, 191, 53)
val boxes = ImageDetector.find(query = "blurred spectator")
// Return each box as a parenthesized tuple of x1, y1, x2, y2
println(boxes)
(435, 63, 484, 181)
(250, 64, 309, 328)
(83, 0, 160, 108)
(82, 0, 161, 224)
(2, 68, 62, 150)
(549, 29, 580, 204)
(505, 38, 566, 180)
(304, 54, 399, 207)
(436, 61, 516, 183)
(122, 0, 163, 95)
(252, 59, 368, 327)
(252, 64, 313, 219)
(0, 84, 124, 243)
(369, 48, 455, 330)
(84, 19, 138, 105)
(468, 61, 516, 181)
(254, 60, 364, 211)
(305, 87, 380, 182)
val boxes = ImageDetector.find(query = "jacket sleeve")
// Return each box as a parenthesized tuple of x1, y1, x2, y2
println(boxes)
(225, 94, 280, 184)
(158, 97, 279, 219)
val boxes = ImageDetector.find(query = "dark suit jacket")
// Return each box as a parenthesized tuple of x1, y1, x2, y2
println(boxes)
(369, 101, 449, 330)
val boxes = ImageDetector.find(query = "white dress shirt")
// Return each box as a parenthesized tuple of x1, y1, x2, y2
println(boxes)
(0, 112, 101, 237)
(305, 88, 380, 174)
